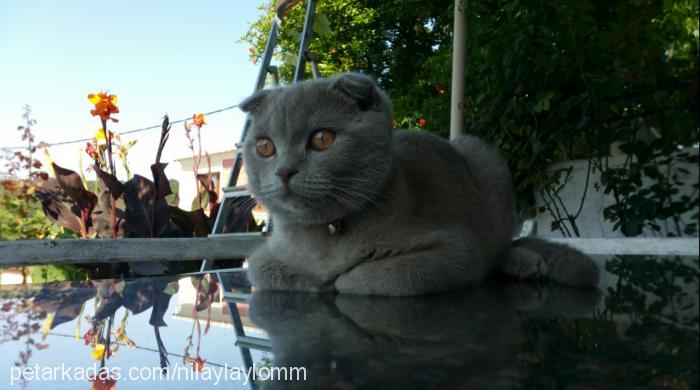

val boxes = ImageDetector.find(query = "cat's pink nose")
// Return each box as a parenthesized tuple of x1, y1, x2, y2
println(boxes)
(276, 168, 299, 185)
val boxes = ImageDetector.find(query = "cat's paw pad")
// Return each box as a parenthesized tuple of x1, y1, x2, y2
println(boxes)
(502, 248, 548, 280)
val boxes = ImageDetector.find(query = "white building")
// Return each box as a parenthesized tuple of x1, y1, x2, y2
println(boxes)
(173, 149, 249, 211)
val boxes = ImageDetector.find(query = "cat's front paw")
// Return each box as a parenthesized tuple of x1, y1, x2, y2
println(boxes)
(502, 247, 548, 281)
(335, 269, 378, 296)
(249, 255, 334, 292)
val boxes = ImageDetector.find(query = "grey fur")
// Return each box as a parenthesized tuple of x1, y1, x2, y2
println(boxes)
(240, 72, 599, 296)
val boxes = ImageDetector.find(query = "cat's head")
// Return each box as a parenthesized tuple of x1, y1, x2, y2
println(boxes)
(240, 72, 394, 224)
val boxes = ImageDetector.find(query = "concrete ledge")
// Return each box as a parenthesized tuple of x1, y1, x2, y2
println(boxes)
(0, 233, 265, 267)
(0, 235, 696, 268)
(549, 238, 699, 256)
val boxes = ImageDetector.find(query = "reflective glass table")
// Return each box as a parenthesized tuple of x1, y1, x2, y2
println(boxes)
(0, 255, 697, 389)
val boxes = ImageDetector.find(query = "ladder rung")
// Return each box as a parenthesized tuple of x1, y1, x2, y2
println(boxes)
(235, 336, 273, 351)
(208, 231, 266, 239)
(221, 189, 251, 200)
(223, 185, 248, 193)
(223, 293, 252, 303)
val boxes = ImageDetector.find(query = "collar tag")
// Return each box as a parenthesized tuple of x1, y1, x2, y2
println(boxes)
(328, 220, 341, 235)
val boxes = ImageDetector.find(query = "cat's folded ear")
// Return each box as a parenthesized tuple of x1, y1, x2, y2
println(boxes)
(240, 89, 272, 115)
(330, 72, 382, 111)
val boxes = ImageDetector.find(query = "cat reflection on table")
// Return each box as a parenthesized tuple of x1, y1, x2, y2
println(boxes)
(239, 72, 598, 296)
(246, 282, 601, 389)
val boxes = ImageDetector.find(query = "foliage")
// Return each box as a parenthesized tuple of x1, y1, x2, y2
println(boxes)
(519, 255, 698, 388)
(1, 106, 76, 282)
(183, 273, 219, 372)
(601, 141, 699, 236)
(0, 296, 48, 387)
(243, 0, 699, 236)
(35, 93, 235, 245)
(0, 273, 226, 377)
(0, 186, 70, 241)
(1, 106, 69, 242)
(1, 89, 262, 280)
(30, 264, 88, 284)
(38, 116, 218, 240)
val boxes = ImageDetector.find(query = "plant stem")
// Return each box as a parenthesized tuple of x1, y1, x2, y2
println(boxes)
(102, 120, 118, 238)
(206, 153, 216, 215)
(103, 120, 115, 176)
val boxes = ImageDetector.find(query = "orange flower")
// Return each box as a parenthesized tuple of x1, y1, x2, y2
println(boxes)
(192, 113, 206, 128)
(89, 369, 117, 390)
(89, 378, 117, 390)
(185, 355, 207, 372)
(88, 92, 119, 122)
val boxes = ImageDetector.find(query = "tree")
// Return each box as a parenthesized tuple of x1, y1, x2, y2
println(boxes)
(243, 0, 699, 235)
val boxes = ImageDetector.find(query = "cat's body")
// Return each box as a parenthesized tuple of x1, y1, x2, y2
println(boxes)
(240, 73, 599, 296)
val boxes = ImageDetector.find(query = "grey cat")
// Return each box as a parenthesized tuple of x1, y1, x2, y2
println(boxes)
(239, 72, 599, 296)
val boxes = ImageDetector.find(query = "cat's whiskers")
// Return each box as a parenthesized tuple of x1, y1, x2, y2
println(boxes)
(331, 182, 380, 208)
(327, 189, 364, 212)
(293, 176, 380, 212)
(328, 186, 374, 213)
(333, 177, 386, 198)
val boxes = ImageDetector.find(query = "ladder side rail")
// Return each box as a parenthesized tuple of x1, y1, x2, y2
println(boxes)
(293, 0, 318, 83)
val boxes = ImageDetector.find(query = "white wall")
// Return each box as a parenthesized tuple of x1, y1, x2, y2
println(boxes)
(532, 149, 699, 238)
(174, 151, 236, 210)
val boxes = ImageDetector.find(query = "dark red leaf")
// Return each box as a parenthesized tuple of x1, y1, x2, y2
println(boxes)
(150, 162, 172, 199)
(190, 208, 212, 237)
(93, 164, 124, 199)
(122, 175, 170, 237)
(197, 175, 218, 204)
(52, 163, 98, 216)
(92, 190, 126, 238)
(35, 180, 87, 234)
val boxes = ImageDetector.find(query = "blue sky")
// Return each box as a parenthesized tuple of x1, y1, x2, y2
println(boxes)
(0, 0, 266, 178)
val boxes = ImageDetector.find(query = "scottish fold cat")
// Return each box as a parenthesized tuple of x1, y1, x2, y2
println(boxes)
(239, 72, 599, 296)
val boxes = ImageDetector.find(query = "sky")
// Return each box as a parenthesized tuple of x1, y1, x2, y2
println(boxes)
(0, 0, 266, 180)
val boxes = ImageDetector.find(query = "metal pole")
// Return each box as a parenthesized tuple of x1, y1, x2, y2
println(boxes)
(450, 0, 467, 140)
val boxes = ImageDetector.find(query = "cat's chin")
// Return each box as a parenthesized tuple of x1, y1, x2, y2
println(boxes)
(272, 207, 353, 226)
(259, 188, 370, 225)
(266, 200, 357, 226)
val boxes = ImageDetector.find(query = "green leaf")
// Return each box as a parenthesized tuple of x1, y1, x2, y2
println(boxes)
(312, 13, 331, 37)
(164, 281, 179, 295)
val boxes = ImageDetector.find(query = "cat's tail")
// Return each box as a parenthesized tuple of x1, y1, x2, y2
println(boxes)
(502, 237, 600, 287)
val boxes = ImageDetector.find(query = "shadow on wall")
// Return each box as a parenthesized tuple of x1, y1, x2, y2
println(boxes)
(533, 148, 699, 238)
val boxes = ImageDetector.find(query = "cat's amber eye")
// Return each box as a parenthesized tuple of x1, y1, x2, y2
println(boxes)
(256, 137, 276, 157)
(310, 129, 335, 151)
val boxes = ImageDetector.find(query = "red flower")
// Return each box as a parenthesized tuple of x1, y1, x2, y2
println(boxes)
(192, 113, 207, 128)
(85, 142, 97, 159)
(434, 83, 446, 94)
(418, 118, 426, 127)
(83, 328, 95, 345)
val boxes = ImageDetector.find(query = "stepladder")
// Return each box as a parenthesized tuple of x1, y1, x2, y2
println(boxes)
(200, 0, 320, 273)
